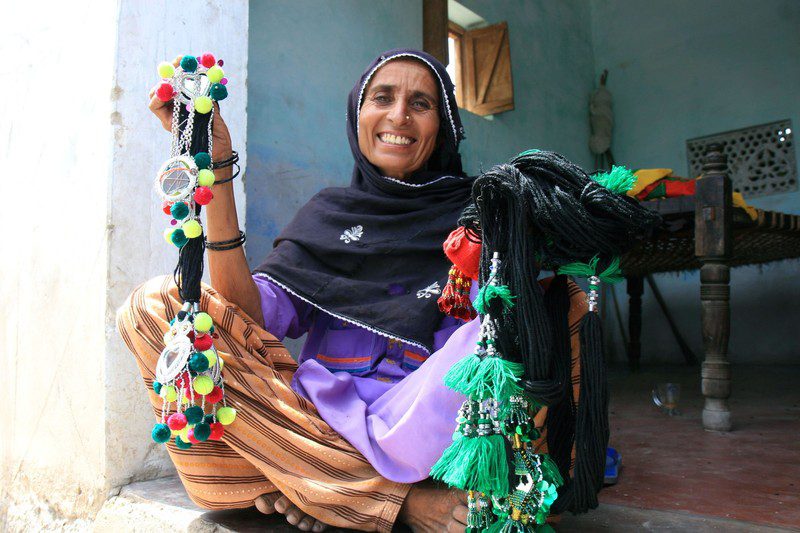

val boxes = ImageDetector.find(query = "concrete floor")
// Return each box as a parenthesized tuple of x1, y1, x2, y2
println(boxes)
(95, 364, 800, 532)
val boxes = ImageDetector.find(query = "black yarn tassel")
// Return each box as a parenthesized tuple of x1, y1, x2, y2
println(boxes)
(174, 229, 206, 303)
(570, 310, 609, 512)
(543, 275, 576, 515)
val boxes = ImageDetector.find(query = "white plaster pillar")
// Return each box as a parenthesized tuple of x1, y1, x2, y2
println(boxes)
(0, 0, 249, 526)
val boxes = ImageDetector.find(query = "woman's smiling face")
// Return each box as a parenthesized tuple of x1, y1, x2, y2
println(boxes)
(358, 59, 440, 180)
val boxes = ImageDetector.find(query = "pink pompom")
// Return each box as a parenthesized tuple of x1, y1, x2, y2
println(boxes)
(187, 429, 200, 444)
(193, 334, 213, 351)
(193, 186, 213, 206)
(206, 386, 223, 404)
(156, 82, 175, 102)
(220, 78, 228, 86)
(209, 422, 224, 440)
(167, 412, 187, 430)
(200, 53, 216, 68)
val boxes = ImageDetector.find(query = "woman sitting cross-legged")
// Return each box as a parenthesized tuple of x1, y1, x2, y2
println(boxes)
(119, 48, 656, 532)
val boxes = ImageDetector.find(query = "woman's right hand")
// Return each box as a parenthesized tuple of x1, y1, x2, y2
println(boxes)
(147, 56, 233, 159)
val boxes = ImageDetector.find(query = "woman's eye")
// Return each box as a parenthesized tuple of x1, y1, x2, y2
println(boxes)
(374, 94, 391, 104)
(412, 100, 432, 110)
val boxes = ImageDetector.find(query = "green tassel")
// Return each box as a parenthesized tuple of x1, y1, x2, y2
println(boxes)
(465, 357, 524, 401)
(474, 284, 516, 315)
(443, 352, 483, 394)
(430, 434, 509, 495)
(592, 165, 637, 194)
(540, 454, 564, 487)
(557, 255, 624, 284)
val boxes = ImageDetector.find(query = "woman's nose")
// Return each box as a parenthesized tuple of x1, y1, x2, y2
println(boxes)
(387, 101, 410, 125)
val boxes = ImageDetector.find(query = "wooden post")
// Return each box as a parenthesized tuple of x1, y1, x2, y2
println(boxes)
(423, 0, 448, 65)
(695, 143, 733, 431)
(626, 275, 644, 371)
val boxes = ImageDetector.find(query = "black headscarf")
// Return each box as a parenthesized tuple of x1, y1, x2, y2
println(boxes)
(254, 49, 474, 353)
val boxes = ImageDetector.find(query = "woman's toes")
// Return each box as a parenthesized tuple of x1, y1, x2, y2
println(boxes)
(254, 493, 279, 514)
(312, 520, 328, 532)
(284, 505, 302, 525)
(297, 516, 315, 531)
(273, 495, 291, 514)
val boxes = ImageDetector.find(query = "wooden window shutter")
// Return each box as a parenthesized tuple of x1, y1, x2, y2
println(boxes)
(460, 22, 514, 116)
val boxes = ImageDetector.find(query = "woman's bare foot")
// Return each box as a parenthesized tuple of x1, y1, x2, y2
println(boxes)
(398, 480, 468, 532)
(254, 493, 329, 532)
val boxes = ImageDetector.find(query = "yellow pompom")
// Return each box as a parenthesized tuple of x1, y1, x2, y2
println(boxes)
(216, 406, 236, 425)
(203, 349, 217, 366)
(162, 385, 177, 402)
(218, 355, 224, 369)
(158, 61, 175, 78)
(163, 227, 175, 244)
(197, 169, 215, 187)
(175, 426, 189, 440)
(193, 375, 214, 395)
(207, 65, 224, 84)
(194, 312, 213, 332)
(195, 96, 213, 114)
(182, 220, 202, 239)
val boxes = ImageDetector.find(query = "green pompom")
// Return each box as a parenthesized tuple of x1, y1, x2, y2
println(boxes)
(152, 381, 162, 395)
(170, 202, 189, 220)
(188, 352, 210, 373)
(592, 165, 637, 194)
(203, 414, 215, 425)
(171, 228, 188, 248)
(473, 284, 516, 315)
(194, 152, 211, 169)
(180, 55, 198, 72)
(175, 436, 192, 449)
(193, 422, 211, 442)
(184, 406, 204, 425)
(209, 83, 228, 101)
(443, 352, 482, 394)
(151, 423, 171, 443)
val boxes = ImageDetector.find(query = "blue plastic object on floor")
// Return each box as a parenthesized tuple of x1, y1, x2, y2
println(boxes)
(604, 447, 621, 485)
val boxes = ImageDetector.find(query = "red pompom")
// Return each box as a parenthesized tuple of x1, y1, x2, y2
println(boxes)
(209, 422, 224, 440)
(162, 202, 173, 215)
(167, 412, 187, 430)
(188, 330, 196, 342)
(156, 82, 175, 102)
(206, 386, 223, 404)
(187, 428, 200, 444)
(200, 53, 216, 68)
(184, 387, 200, 401)
(194, 186, 213, 205)
(193, 334, 213, 351)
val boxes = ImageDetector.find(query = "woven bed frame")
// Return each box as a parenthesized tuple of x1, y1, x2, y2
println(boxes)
(620, 143, 800, 431)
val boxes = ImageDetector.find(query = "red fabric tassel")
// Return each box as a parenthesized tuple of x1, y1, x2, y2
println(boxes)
(437, 265, 477, 321)
(443, 226, 481, 280)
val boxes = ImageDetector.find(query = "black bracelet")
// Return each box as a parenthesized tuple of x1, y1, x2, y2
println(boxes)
(214, 162, 240, 185)
(212, 151, 239, 169)
(205, 230, 246, 251)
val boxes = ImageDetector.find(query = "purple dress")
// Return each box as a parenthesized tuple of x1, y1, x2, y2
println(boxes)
(253, 273, 478, 483)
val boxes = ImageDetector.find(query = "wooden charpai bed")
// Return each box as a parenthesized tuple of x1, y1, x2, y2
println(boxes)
(620, 144, 800, 431)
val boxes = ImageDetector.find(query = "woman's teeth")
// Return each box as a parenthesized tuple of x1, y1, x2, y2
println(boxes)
(379, 133, 414, 145)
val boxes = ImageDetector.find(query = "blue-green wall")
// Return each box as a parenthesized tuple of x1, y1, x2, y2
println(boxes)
(246, 0, 595, 266)
(590, 0, 800, 363)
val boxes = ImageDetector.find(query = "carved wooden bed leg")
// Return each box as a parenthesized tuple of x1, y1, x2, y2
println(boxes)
(695, 144, 733, 431)
(626, 275, 644, 371)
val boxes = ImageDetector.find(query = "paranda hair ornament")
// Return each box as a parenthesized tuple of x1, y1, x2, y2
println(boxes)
(149, 53, 237, 451)
(432, 150, 661, 530)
